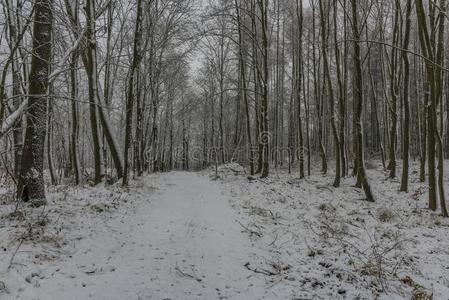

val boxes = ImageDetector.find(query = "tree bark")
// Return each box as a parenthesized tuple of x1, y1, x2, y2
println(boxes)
(400, 0, 412, 192)
(85, 0, 102, 185)
(17, 0, 54, 204)
(319, 0, 340, 187)
(123, 0, 144, 186)
(350, 0, 375, 202)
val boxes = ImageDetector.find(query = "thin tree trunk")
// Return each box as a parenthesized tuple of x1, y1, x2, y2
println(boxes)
(400, 0, 412, 192)
(311, 1, 327, 174)
(70, 51, 80, 185)
(388, 1, 400, 179)
(123, 0, 144, 186)
(434, 0, 448, 216)
(46, 93, 56, 185)
(333, 0, 347, 177)
(5, 0, 24, 179)
(319, 0, 340, 187)
(416, 0, 438, 211)
(295, 0, 305, 179)
(257, 0, 270, 178)
(351, 0, 374, 202)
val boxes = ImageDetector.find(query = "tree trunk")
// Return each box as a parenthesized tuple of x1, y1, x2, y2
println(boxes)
(85, 0, 102, 185)
(388, 1, 400, 179)
(235, 0, 254, 175)
(70, 51, 80, 185)
(17, 0, 54, 204)
(295, 0, 305, 179)
(46, 94, 56, 185)
(416, 0, 438, 211)
(259, 0, 269, 178)
(123, 0, 144, 186)
(319, 0, 340, 187)
(351, 0, 374, 202)
(400, 0, 412, 192)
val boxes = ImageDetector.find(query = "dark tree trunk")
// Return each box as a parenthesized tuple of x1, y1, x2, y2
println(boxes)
(351, 0, 374, 202)
(123, 0, 144, 186)
(85, 0, 102, 185)
(17, 0, 54, 204)
(400, 0, 412, 192)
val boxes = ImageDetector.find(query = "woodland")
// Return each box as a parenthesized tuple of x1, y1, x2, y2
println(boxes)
(1, 0, 449, 299)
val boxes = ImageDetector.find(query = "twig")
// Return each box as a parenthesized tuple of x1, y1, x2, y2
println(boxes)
(269, 233, 278, 247)
(244, 262, 277, 276)
(236, 220, 262, 237)
(175, 264, 202, 282)
(7, 237, 24, 270)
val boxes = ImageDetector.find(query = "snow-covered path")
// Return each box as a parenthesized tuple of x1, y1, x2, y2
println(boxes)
(18, 172, 268, 300)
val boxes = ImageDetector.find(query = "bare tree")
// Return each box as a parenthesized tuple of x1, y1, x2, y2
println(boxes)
(350, 0, 375, 202)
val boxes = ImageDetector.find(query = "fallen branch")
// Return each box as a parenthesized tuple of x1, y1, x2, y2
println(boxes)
(244, 262, 277, 276)
(236, 220, 262, 237)
(175, 264, 202, 283)
(7, 238, 24, 270)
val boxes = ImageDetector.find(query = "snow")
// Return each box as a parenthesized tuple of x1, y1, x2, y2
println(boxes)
(0, 99, 27, 138)
(1, 172, 267, 299)
(1, 162, 449, 299)
(48, 28, 87, 82)
(212, 162, 449, 299)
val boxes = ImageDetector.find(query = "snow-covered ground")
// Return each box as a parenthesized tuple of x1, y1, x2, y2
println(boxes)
(213, 162, 449, 299)
(1, 162, 449, 299)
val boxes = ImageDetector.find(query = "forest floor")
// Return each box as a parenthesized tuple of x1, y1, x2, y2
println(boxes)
(1, 162, 449, 299)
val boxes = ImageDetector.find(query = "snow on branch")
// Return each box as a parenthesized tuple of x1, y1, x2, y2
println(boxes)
(0, 99, 28, 138)
(0, 26, 88, 139)
(49, 28, 87, 82)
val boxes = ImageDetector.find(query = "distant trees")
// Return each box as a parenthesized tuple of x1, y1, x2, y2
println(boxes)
(193, 0, 448, 208)
(0, 0, 195, 191)
(0, 0, 449, 214)
(415, 0, 448, 216)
